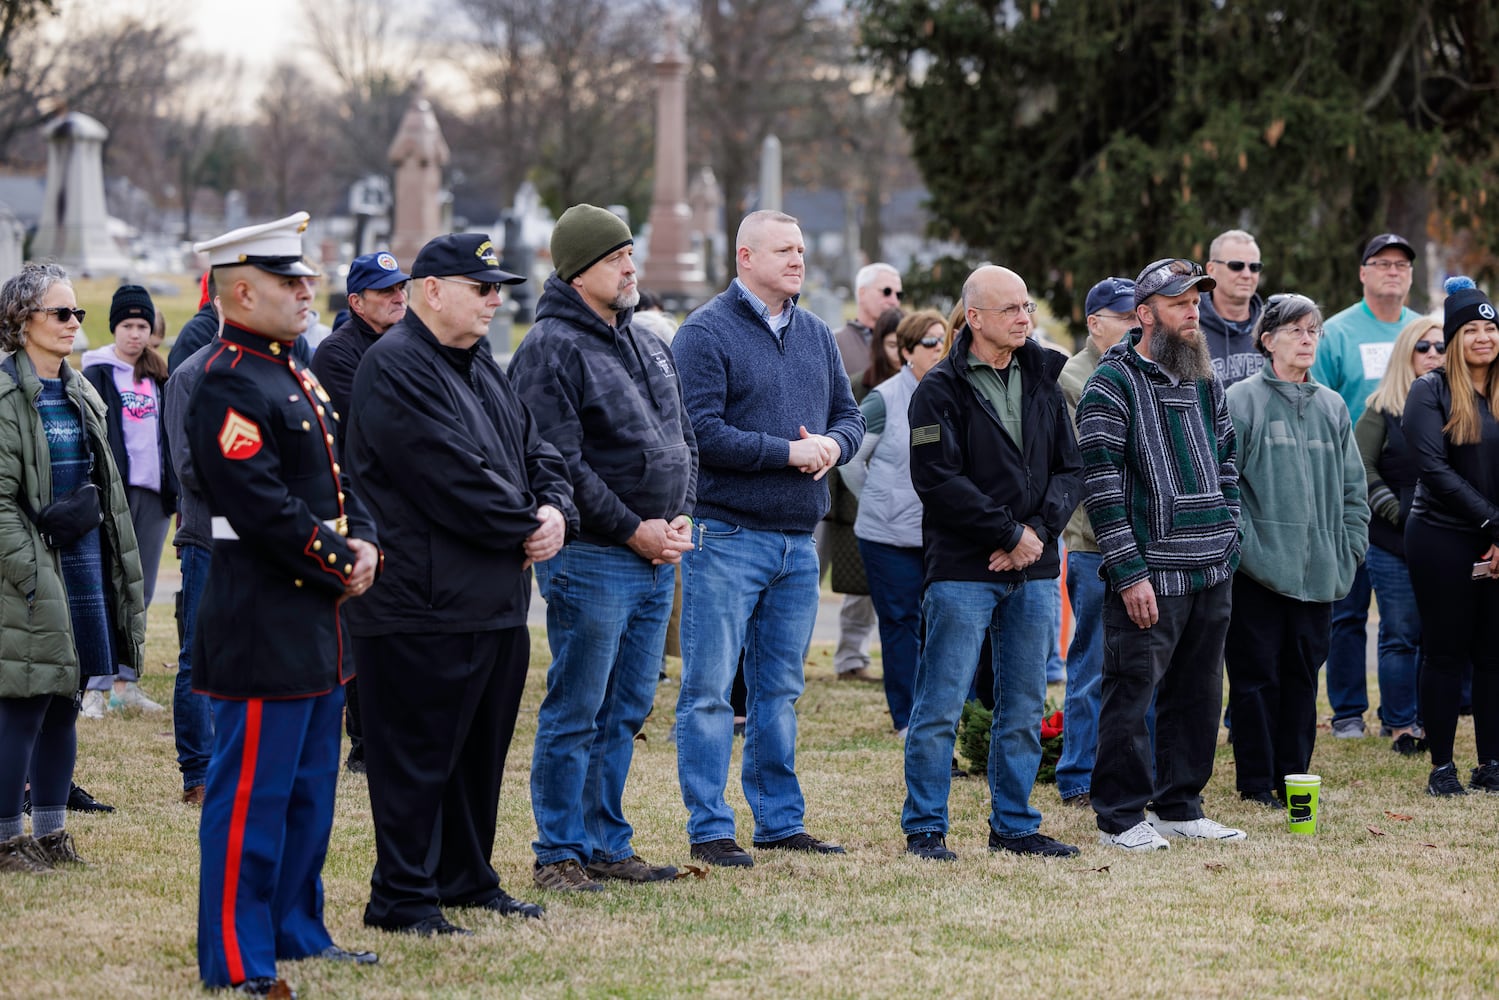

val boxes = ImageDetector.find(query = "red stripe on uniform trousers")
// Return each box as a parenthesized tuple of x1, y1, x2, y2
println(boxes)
(221, 698, 264, 985)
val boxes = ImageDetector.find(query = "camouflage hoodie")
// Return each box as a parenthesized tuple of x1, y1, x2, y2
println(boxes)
(509, 273, 698, 546)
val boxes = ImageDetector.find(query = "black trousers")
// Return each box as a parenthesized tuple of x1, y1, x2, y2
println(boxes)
(1224, 574, 1329, 797)
(1406, 517, 1499, 768)
(1093, 579, 1231, 833)
(354, 627, 530, 928)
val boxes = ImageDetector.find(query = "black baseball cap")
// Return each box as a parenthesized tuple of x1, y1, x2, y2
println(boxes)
(1361, 233, 1416, 264)
(410, 233, 525, 284)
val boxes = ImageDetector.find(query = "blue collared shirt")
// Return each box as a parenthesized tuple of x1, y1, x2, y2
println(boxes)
(732, 278, 794, 339)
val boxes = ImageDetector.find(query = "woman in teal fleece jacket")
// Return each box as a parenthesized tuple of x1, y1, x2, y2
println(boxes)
(1223, 293, 1370, 804)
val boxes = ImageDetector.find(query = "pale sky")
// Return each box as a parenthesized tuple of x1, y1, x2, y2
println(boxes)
(185, 0, 306, 70)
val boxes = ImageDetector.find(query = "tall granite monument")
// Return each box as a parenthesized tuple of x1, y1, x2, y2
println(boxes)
(388, 80, 450, 267)
(34, 112, 129, 275)
(644, 23, 707, 304)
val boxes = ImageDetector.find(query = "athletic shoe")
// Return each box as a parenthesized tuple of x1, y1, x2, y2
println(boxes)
(989, 830, 1080, 857)
(79, 690, 107, 720)
(1427, 762, 1467, 797)
(1468, 760, 1499, 794)
(532, 859, 605, 892)
(904, 833, 957, 861)
(1099, 820, 1169, 851)
(1391, 733, 1427, 757)
(117, 681, 165, 713)
(1146, 811, 1247, 842)
(1331, 717, 1366, 739)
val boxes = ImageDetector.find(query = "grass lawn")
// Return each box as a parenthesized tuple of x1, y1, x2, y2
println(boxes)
(1, 594, 1495, 998)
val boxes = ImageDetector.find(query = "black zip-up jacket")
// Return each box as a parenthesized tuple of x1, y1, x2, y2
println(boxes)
(82, 361, 178, 516)
(310, 311, 382, 452)
(508, 273, 697, 546)
(1405, 370, 1499, 541)
(908, 328, 1083, 585)
(343, 310, 577, 636)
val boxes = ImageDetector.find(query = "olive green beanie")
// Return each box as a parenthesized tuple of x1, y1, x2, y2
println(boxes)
(551, 204, 633, 283)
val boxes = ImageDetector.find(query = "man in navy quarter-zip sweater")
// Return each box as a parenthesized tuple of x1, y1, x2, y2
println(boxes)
(671, 210, 864, 868)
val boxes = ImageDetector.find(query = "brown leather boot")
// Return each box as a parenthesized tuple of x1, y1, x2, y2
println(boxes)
(0, 834, 56, 874)
(34, 829, 86, 866)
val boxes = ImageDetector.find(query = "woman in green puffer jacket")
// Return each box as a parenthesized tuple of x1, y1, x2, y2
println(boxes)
(0, 262, 145, 874)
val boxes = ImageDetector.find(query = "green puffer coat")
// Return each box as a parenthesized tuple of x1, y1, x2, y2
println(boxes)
(0, 349, 146, 698)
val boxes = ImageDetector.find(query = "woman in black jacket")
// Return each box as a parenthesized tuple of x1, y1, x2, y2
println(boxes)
(79, 285, 174, 717)
(1403, 277, 1499, 796)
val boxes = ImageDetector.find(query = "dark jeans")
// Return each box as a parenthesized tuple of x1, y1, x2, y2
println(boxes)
(1093, 579, 1231, 834)
(174, 543, 214, 791)
(858, 539, 923, 731)
(1324, 562, 1371, 722)
(1224, 575, 1329, 797)
(1405, 518, 1499, 768)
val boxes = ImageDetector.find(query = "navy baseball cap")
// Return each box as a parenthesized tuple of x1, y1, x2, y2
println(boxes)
(1085, 277, 1136, 316)
(1361, 233, 1415, 264)
(1134, 258, 1215, 306)
(346, 251, 410, 294)
(410, 233, 525, 284)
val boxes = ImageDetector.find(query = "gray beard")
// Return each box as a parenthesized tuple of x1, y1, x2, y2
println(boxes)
(1153, 328, 1215, 382)
(611, 287, 641, 313)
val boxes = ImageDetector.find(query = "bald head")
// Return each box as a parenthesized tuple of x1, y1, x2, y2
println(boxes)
(963, 265, 1032, 362)
(962, 265, 1025, 313)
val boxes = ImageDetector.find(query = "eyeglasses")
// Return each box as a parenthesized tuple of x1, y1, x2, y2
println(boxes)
(32, 307, 86, 323)
(1210, 259, 1263, 274)
(1273, 324, 1321, 341)
(918, 335, 943, 348)
(971, 300, 1037, 320)
(1414, 340, 1447, 354)
(880, 286, 903, 300)
(1366, 259, 1413, 272)
(438, 276, 501, 296)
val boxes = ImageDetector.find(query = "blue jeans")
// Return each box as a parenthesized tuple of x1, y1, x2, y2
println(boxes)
(1045, 546, 1067, 682)
(902, 578, 1052, 839)
(676, 519, 819, 844)
(1056, 551, 1104, 800)
(1365, 544, 1422, 731)
(531, 542, 673, 865)
(1325, 561, 1371, 721)
(857, 539, 923, 731)
(175, 543, 214, 791)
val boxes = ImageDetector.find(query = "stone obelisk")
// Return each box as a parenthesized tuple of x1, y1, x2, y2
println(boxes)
(644, 22, 707, 302)
(758, 135, 782, 212)
(34, 112, 129, 275)
(388, 78, 450, 267)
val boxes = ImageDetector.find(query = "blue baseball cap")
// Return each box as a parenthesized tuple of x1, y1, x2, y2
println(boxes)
(346, 251, 411, 295)
(1084, 276, 1136, 316)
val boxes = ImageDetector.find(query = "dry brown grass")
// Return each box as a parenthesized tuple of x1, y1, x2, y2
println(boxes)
(2, 609, 1497, 998)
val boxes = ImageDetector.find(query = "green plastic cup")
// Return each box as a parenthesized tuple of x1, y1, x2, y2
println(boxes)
(1284, 773, 1321, 835)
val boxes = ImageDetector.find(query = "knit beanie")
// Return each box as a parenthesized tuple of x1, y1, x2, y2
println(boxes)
(1443, 276, 1496, 340)
(110, 284, 155, 332)
(551, 205, 633, 283)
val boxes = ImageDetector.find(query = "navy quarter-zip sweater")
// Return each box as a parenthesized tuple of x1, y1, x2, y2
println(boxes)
(672, 281, 863, 533)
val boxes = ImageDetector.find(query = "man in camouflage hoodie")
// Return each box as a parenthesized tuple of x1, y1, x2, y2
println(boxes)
(509, 205, 698, 893)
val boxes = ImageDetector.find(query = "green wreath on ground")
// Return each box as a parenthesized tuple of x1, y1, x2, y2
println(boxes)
(957, 698, 1064, 783)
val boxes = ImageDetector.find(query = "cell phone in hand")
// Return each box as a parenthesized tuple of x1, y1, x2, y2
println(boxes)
(1473, 560, 1494, 581)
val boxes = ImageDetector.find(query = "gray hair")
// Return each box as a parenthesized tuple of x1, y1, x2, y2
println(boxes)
(1209, 229, 1258, 260)
(0, 262, 71, 354)
(855, 262, 899, 291)
(1252, 292, 1321, 357)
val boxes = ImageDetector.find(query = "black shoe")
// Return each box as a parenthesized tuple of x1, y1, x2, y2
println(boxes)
(1470, 760, 1499, 793)
(905, 832, 957, 861)
(1428, 762, 1468, 797)
(689, 838, 754, 867)
(227, 978, 296, 998)
(472, 889, 545, 918)
(988, 831, 1080, 858)
(314, 945, 378, 965)
(1392, 733, 1428, 757)
(1241, 790, 1280, 807)
(753, 832, 846, 854)
(67, 783, 114, 813)
(950, 758, 968, 779)
(369, 914, 473, 937)
(344, 756, 367, 774)
(732, 719, 746, 738)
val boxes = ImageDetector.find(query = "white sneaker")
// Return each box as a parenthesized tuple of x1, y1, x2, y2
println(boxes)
(118, 682, 165, 714)
(79, 690, 107, 720)
(1099, 820, 1170, 851)
(1147, 811, 1247, 842)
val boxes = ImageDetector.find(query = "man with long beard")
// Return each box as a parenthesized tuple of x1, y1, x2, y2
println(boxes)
(1076, 258, 1248, 852)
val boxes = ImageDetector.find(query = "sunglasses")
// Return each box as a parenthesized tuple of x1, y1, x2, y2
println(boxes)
(1414, 340, 1446, 355)
(881, 286, 903, 300)
(33, 307, 86, 323)
(918, 335, 943, 348)
(438, 276, 501, 296)
(1210, 259, 1264, 273)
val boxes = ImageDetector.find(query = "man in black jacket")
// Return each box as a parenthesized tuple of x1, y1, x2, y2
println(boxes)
(310, 249, 410, 774)
(900, 264, 1084, 863)
(510, 205, 696, 893)
(345, 232, 577, 936)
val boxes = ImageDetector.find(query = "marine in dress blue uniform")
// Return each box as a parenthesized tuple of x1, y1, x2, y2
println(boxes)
(186, 212, 381, 997)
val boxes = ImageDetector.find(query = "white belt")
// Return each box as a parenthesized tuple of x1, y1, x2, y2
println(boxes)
(211, 516, 343, 540)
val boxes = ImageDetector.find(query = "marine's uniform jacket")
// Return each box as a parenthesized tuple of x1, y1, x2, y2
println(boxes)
(186, 322, 379, 698)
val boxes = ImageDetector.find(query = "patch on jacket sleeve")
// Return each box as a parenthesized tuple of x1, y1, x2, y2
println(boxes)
(911, 424, 941, 447)
(217, 408, 263, 460)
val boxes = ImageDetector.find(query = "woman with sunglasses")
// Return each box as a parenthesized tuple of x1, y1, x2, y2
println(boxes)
(1403, 277, 1499, 796)
(840, 309, 948, 735)
(0, 263, 145, 872)
(1223, 293, 1369, 805)
(79, 285, 176, 718)
(1356, 316, 1446, 755)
